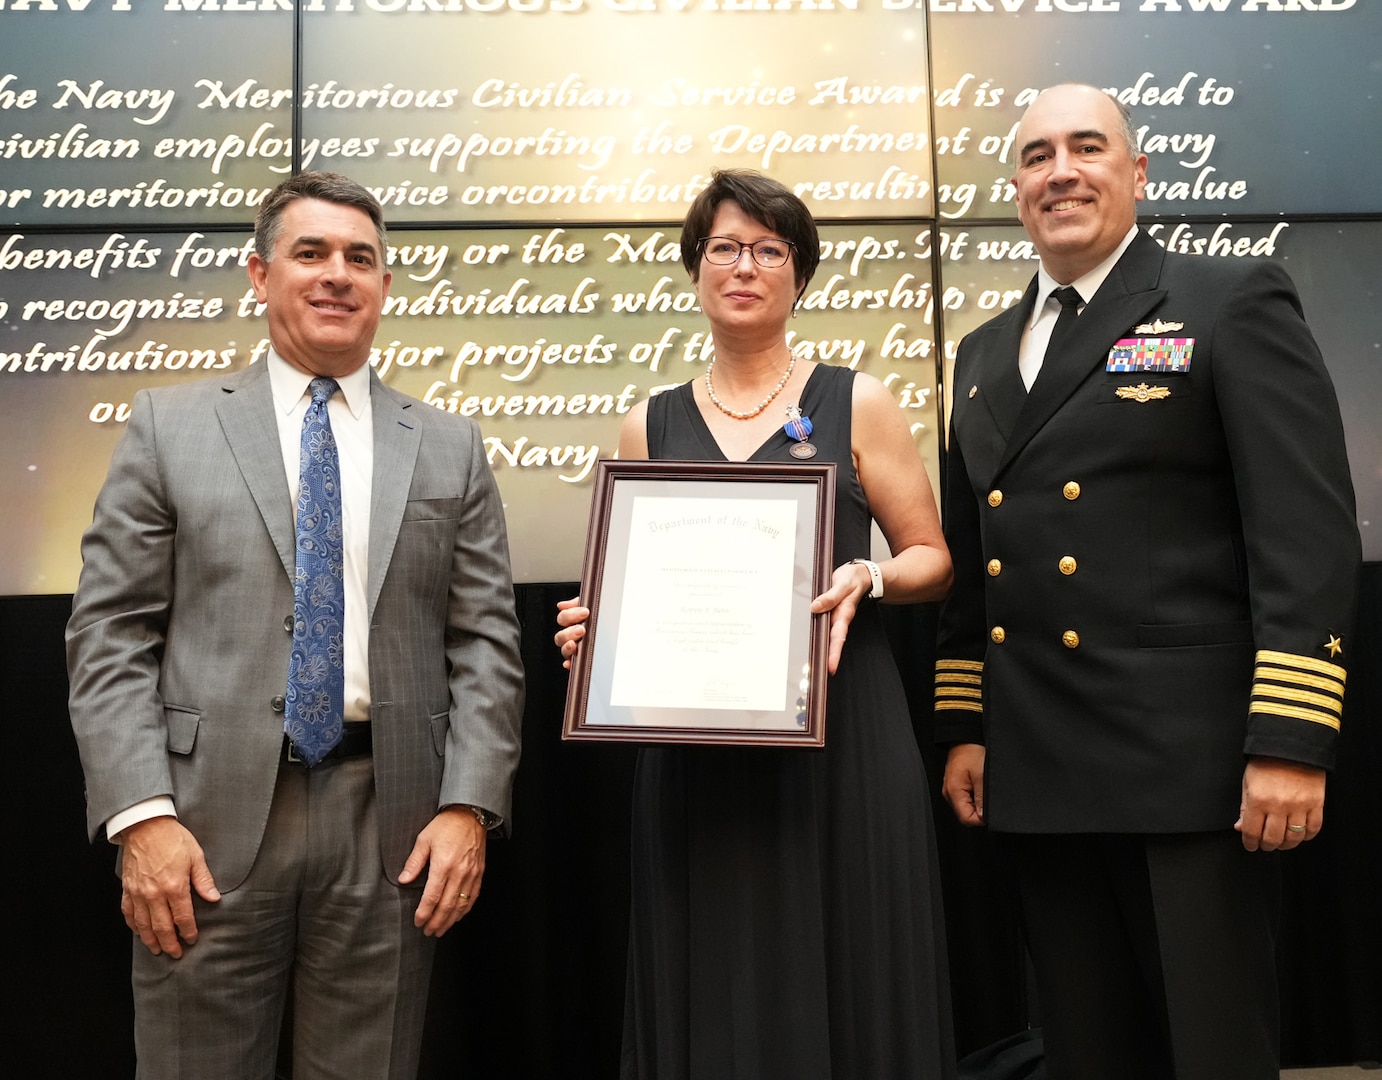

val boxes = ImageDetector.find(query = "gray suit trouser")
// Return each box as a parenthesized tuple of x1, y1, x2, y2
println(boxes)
(131, 755, 436, 1080)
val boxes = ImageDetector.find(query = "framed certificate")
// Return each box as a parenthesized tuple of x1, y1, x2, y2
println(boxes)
(562, 459, 836, 747)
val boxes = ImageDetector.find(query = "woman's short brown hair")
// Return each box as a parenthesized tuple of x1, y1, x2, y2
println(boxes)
(680, 169, 820, 295)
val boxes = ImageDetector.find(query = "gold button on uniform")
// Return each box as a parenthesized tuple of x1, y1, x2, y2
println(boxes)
(991, 626, 1006, 644)
(1062, 630, 1080, 649)
(988, 490, 1003, 507)
(1059, 556, 1077, 575)
(1063, 481, 1081, 501)
(987, 559, 1002, 577)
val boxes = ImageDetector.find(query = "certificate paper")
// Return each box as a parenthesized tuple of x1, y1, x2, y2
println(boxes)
(563, 460, 835, 748)
(609, 496, 797, 712)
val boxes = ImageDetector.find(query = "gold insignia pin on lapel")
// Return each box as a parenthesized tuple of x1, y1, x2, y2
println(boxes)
(968, 385, 978, 398)
(1133, 319, 1186, 335)
(1325, 634, 1343, 658)
(1115, 383, 1171, 403)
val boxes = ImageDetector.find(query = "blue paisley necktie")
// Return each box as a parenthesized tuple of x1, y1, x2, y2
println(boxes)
(284, 377, 345, 766)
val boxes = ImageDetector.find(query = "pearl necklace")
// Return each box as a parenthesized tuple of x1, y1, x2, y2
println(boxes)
(704, 353, 796, 420)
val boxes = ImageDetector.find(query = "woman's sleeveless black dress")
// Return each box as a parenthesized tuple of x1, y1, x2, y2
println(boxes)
(621, 363, 955, 1079)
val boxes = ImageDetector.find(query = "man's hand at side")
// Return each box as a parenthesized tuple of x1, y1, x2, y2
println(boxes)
(400, 806, 487, 937)
(943, 743, 987, 827)
(1236, 756, 1326, 852)
(118, 816, 221, 958)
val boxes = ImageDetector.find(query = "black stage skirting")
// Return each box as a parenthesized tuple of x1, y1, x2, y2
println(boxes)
(8, 569, 1380, 1078)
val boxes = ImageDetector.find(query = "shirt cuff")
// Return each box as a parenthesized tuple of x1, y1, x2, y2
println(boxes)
(106, 797, 177, 844)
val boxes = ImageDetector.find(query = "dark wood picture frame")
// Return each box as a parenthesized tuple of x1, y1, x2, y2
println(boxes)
(562, 459, 836, 747)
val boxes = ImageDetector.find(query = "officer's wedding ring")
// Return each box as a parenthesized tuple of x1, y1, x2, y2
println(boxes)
(1287, 824, 1306, 833)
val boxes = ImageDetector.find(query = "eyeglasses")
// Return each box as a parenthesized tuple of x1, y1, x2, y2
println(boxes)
(698, 236, 796, 269)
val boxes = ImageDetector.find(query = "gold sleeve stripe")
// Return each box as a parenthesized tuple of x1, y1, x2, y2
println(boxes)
(1252, 684, 1344, 717)
(1255, 649, 1346, 683)
(935, 686, 983, 701)
(1254, 664, 1345, 698)
(1248, 701, 1341, 731)
(936, 659, 985, 713)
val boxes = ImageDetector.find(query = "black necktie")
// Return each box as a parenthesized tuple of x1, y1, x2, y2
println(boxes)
(1024, 286, 1083, 391)
(1045, 286, 1083, 358)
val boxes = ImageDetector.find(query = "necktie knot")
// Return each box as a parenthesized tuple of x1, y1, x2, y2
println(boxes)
(309, 377, 340, 408)
(1052, 286, 1082, 313)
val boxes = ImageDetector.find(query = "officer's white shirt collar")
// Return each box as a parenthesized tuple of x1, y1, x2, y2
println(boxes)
(1028, 224, 1140, 331)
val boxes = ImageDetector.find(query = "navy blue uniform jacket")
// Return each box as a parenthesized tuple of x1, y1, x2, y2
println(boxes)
(934, 229, 1360, 833)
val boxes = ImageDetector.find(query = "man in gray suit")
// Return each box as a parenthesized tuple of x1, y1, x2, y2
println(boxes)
(67, 171, 525, 1079)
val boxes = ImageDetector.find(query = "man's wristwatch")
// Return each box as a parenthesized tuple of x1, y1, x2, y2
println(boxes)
(460, 804, 501, 830)
(850, 558, 884, 600)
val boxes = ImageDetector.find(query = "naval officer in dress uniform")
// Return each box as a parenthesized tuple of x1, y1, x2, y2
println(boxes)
(934, 83, 1360, 1080)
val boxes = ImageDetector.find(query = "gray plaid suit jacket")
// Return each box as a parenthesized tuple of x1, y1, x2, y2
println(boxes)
(67, 360, 524, 889)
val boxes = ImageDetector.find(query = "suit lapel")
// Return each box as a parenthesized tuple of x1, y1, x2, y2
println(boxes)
(367, 374, 422, 620)
(994, 231, 1168, 478)
(216, 363, 296, 581)
(977, 281, 1036, 441)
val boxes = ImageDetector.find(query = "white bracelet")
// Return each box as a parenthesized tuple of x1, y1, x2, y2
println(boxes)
(850, 558, 883, 600)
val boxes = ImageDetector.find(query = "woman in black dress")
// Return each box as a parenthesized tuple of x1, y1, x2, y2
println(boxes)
(557, 169, 956, 1079)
